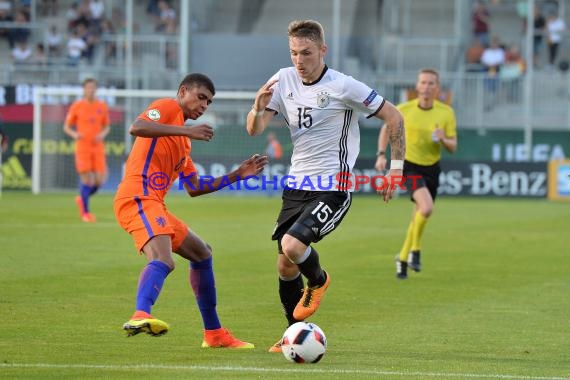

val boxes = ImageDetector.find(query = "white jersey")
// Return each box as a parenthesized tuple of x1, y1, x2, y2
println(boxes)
(267, 66, 385, 191)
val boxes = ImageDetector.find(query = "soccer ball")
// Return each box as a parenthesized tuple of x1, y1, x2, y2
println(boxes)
(281, 322, 327, 363)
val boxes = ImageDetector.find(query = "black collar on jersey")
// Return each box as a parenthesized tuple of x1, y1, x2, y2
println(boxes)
(416, 101, 434, 111)
(302, 65, 328, 86)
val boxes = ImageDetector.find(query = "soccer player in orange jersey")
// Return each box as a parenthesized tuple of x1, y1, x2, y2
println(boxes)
(114, 73, 267, 348)
(265, 132, 283, 159)
(63, 78, 110, 222)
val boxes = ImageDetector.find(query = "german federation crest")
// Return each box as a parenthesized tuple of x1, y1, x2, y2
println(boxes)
(316, 92, 330, 108)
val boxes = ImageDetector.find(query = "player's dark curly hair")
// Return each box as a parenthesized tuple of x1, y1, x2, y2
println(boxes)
(179, 73, 215, 95)
(288, 20, 325, 46)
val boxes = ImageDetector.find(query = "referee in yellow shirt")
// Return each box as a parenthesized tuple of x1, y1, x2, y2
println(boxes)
(376, 69, 457, 279)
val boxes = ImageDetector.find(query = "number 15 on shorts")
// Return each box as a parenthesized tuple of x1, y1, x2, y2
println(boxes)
(311, 202, 332, 223)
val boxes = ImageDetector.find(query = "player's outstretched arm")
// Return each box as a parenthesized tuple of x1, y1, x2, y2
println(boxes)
(184, 154, 269, 197)
(129, 119, 214, 141)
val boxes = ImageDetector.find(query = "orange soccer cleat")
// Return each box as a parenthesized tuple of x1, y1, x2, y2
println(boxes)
(201, 328, 254, 349)
(81, 212, 97, 223)
(293, 271, 330, 321)
(268, 338, 283, 353)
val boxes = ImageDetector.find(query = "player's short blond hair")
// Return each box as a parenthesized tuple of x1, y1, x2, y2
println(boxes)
(288, 20, 325, 46)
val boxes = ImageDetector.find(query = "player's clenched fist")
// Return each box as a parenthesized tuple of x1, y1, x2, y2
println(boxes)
(185, 124, 214, 141)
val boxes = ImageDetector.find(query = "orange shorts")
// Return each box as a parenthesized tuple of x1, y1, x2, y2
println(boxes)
(75, 144, 106, 174)
(114, 196, 188, 252)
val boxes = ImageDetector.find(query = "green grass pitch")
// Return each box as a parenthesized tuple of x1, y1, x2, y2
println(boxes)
(0, 192, 569, 379)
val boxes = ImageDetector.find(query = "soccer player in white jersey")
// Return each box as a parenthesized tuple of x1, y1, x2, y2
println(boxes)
(246, 19, 406, 352)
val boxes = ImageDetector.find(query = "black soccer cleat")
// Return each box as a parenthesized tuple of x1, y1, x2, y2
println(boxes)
(408, 250, 421, 272)
(395, 257, 408, 280)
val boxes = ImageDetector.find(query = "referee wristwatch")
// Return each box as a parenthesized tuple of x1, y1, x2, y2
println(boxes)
(376, 150, 385, 157)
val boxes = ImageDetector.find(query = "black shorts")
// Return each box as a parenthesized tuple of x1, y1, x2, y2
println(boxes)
(403, 160, 441, 202)
(271, 188, 352, 250)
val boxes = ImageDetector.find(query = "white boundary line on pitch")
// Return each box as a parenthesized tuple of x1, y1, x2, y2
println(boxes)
(1, 363, 569, 379)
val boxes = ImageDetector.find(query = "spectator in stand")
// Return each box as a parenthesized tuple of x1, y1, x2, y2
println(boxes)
(502, 44, 526, 102)
(155, 0, 177, 67)
(146, 0, 160, 18)
(31, 43, 48, 65)
(481, 36, 505, 76)
(78, 0, 91, 21)
(516, 0, 528, 32)
(504, 44, 525, 73)
(11, 40, 32, 64)
(19, 0, 32, 16)
(88, 0, 104, 34)
(8, 9, 30, 49)
(46, 24, 63, 57)
(546, 12, 566, 69)
(466, 39, 485, 72)
(481, 36, 505, 109)
(111, 6, 126, 33)
(66, 2, 80, 31)
(101, 19, 117, 62)
(156, 0, 177, 34)
(533, 6, 546, 69)
(66, 1, 89, 32)
(67, 28, 87, 66)
(0, 1, 14, 46)
(76, 22, 99, 64)
(472, 0, 491, 47)
(89, 0, 104, 21)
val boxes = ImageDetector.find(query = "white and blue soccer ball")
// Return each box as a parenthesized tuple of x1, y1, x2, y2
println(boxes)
(281, 322, 327, 363)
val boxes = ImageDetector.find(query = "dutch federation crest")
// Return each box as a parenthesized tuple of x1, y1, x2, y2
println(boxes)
(316, 92, 330, 108)
(147, 109, 161, 121)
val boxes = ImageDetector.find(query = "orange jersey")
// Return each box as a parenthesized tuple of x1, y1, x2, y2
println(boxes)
(268, 140, 283, 159)
(65, 98, 110, 147)
(115, 98, 197, 201)
(75, 145, 107, 174)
